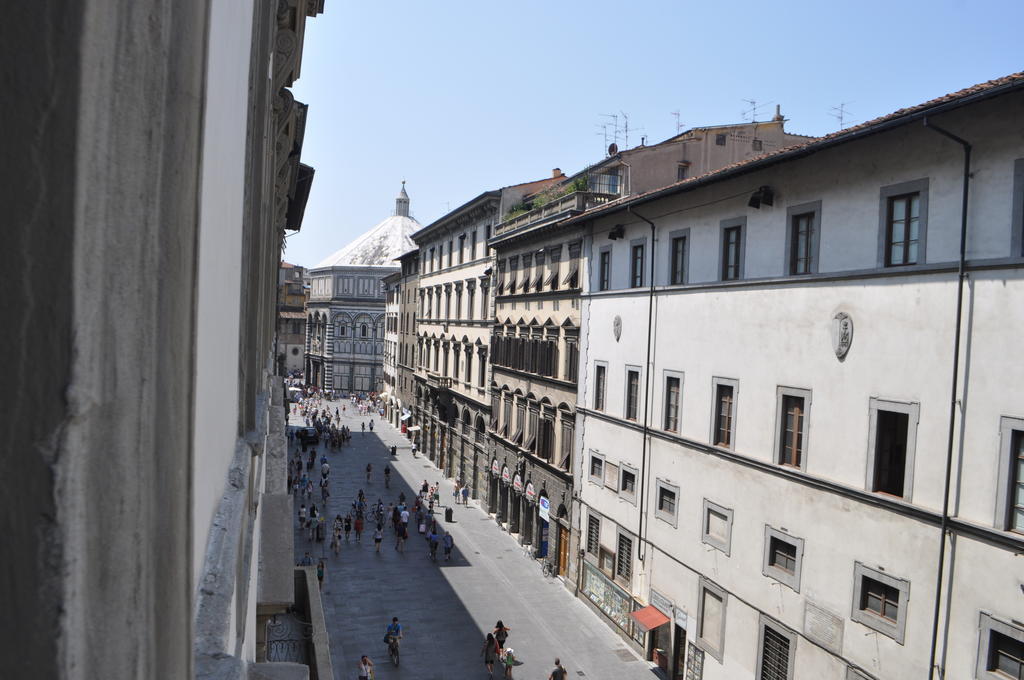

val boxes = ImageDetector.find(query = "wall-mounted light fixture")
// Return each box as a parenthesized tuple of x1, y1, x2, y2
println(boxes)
(748, 185, 775, 209)
(608, 224, 625, 240)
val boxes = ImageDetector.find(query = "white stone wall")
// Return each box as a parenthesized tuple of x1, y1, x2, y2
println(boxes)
(576, 94, 1024, 679)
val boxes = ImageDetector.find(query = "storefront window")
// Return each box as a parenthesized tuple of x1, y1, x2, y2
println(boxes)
(582, 562, 639, 640)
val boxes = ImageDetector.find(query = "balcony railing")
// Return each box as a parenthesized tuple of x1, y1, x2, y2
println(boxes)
(495, 191, 617, 237)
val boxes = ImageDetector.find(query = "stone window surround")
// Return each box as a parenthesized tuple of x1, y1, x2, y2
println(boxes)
(864, 397, 920, 502)
(598, 245, 613, 291)
(618, 463, 638, 505)
(977, 611, 1024, 679)
(761, 525, 805, 593)
(654, 478, 679, 527)
(784, 199, 822, 275)
(773, 386, 813, 472)
(701, 498, 734, 557)
(624, 364, 643, 421)
(755, 613, 797, 680)
(718, 216, 746, 281)
(709, 377, 739, 451)
(629, 236, 648, 288)
(666, 228, 691, 286)
(662, 369, 684, 433)
(877, 178, 930, 267)
(995, 415, 1024, 530)
(696, 577, 728, 663)
(588, 450, 606, 486)
(593, 360, 609, 411)
(850, 561, 910, 645)
(1012, 159, 1024, 258)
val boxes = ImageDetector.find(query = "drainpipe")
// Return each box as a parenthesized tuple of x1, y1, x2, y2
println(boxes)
(922, 117, 971, 680)
(629, 205, 657, 563)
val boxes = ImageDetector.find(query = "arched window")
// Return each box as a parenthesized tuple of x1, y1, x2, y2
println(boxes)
(361, 324, 368, 337)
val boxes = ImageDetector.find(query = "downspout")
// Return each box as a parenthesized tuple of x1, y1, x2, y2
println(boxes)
(922, 117, 971, 680)
(629, 205, 657, 563)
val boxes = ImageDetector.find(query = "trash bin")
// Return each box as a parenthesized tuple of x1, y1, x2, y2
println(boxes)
(445, 507, 454, 523)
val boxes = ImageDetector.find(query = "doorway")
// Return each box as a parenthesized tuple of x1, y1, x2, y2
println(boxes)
(557, 525, 569, 575)
(672, 624, 686, 679)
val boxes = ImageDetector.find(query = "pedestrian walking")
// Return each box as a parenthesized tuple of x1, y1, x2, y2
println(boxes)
(374, 525, 383, 553)
(356, 655, 374, 680)
(354, 515, 364, 542)
(298, 503, 307, 529)
(462, 485, 470, 505)
(428, 530, 439, 561)
(481, 633, 499, 678)
(501, 647, 516, 678)
(549, 658, 567, 680)
(316, 559, 325, 588)
(395, 522, 407, 552)
(493, 620, 510, 649)
(298, 551, 312, 566)
(331, 516, 342, 555)
(442, 531, 454, 561)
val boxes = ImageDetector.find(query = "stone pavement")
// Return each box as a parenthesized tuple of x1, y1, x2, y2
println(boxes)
(289, 400, 656, 680)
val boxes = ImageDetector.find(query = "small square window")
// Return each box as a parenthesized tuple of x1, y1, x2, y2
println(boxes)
(715, 133, 727, 146)
(677, 164, 689, 181)
(588, 451, 605, 485)
(702, 499, 733, 556)
(978, 613, 1024, 679)
(850, 562, 910, 644)
(656, 481, 679, 527)
(752, 138, 763, 152)
(996, 418, 1024, 533)
(762, 526, 804, 592)
(619, 465, 637, 503)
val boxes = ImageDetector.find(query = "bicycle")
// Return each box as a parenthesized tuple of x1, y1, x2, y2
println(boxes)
(386, 635, 400, 667)
(542, 560, 555, 578)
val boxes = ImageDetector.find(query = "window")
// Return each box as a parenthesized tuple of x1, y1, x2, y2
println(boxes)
(619, 465, 637, 503)
(361, 324, 368, 337)
(696, 578, 727, 662)
(715, 133, 727, 146)
(1013, 159, 1024, 258)
(630, 242, 645, 287)
(762, 526, 804, 592)
(786, 201, 821, 275)
(594, 364, 607, 410)
(458, 234, 466, 264)
(447, 240, 453, 267)
(669, 231, 688, 285)
(586, 514, 601, 555)
(702, 499, 733, 556)
(625, 368, 640, 421)
(655, 481, 678, 526)
(775, 388, 811, 470)
(558, 418, 573, 470)
(866, 398, 919, 500)
(720, 220, 744, 281)
(756, 615, 796, 680)
(851, 562, 910, 643)
(598, 248, 611, 291)
(663, 374, 682, 432)
(996, 417, 1024, 533)
(978, 612, 1024, 680)
(615, 533, 633, 583)
(711, 378, 738, 449)
(752, 138, 763, 152)
(677, 164, 689, 181)
(588, 451, 605, 485)
(878, 179, 929, 267)
(470, 230, 477, 260)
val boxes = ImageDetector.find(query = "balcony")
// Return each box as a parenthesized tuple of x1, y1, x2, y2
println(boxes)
(495, 191, 617, 237)
(426, 371, 452, 390)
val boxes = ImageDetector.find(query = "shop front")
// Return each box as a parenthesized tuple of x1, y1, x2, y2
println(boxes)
(498, 464, 511, 526)
(488, 458, 500, 513)
(580, 562, 643, 645)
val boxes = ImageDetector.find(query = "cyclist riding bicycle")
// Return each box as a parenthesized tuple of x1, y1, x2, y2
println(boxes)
(385, 616, 403, 648)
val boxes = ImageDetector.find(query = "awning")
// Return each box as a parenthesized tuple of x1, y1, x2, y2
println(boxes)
(630, 605, 670, 632)
(407, 425, 421, 432)
(279, 310, 306, 319)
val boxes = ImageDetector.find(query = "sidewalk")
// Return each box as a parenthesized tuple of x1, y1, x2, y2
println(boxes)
(289, 400, 653, 680)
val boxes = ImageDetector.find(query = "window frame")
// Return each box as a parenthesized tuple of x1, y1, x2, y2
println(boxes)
(710, 377, 739, 451)
(598, 246, 612, 291)
(755, 614, 797, 680)
(1012, 159, 1024, 258)
(588, 450, 606, 486)
(995, 416, 1024, 533)
(719, 217, 746, 281)
(785, 200, 821, 275)
(865, 398, 920, 501)
(877, 178, 929, 268)
(629, 238, 647, 288)
(761, 525, 805, 593)
(663, 370, 683, 433)
(667, 228, 690, 285)
(593, 361, 608, 411)
(586, 513, 601, 556)
(701, 498, 734, 556)
(977, 611, 1024, 680)
(655, 479, 679, 527)
(850, 562, 910, 644)
(618, 464, 638, 504)
(774, 386, 812, 472)
(615, 530, 634, 586)
(624, 366, 642, 421)
(696, 577, 727, 662)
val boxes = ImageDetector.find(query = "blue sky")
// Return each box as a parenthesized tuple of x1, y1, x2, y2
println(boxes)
(286, 0, 1023, 268)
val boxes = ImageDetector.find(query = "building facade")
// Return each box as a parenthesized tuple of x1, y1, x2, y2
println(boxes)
(382, 269, 401, 422)
(277, 262, 308, 374)
(391, 249, 421, 431)
(573, 76, 1024, 680)
(7, 0, 331, 677)
(306, 185, 418, 392)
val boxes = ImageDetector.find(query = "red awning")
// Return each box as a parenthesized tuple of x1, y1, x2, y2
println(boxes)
(630, 605, 670, 631)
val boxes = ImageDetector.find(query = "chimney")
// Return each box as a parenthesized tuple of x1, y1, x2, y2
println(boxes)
(772, 105, 783, 122)
(552, 168, 563, 178)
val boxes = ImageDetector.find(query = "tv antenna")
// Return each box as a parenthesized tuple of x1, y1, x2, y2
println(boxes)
(829, 102, 855, 130)
(741, 99, 773, 123)
(671, 111, 684, 134)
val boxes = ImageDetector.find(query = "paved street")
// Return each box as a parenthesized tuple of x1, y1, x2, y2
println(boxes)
(289, 401, 655, 680)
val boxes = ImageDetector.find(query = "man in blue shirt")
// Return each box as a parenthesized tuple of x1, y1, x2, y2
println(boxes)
(386, 617, 403, 649)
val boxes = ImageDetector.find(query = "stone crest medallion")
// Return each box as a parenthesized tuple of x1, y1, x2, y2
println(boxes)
(613, 315, 622, 342)
(831, 312, 853, 360)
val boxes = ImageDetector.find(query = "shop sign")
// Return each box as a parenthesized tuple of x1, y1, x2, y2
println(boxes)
(501, 465, 510, 483)
(650, 589, 673, 618)
(524, 481, 536, 501)
(538, 496, 550, 521)
(512, 474, 523, 493)
(674, 607, 688, 631)
(491, 459, 500, 475)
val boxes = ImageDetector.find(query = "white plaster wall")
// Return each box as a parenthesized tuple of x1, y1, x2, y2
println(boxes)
(577, 94, 1024, 679)
(192, 0, 255, 594)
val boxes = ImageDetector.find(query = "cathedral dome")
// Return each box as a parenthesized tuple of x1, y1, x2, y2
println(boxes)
(314, 182, 419, 268)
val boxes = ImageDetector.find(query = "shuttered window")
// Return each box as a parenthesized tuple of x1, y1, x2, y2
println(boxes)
(586, 515, 600, 555)
(759, 626, 792, 680)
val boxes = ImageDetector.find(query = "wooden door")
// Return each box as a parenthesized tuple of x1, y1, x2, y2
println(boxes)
(557, 525, 569, 575)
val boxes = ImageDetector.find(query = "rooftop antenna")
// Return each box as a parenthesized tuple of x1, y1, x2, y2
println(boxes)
(600, 113, 620, 146)
(595, 123, 611, 153)
(671, 111, 684, 134)
(829, 101, 854, 130)
(741, 99, 773, 123)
